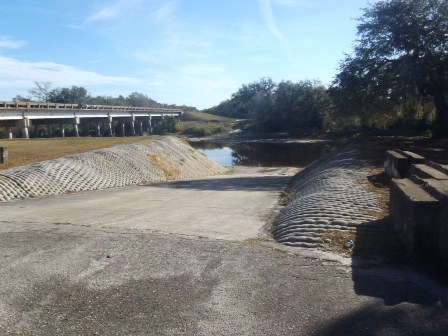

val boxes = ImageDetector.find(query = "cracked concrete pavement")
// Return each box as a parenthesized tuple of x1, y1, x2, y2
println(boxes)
(1, 166, 448, 335)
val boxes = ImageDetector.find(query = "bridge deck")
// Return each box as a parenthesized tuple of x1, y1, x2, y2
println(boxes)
(0, 101, 183, 113)
(0, 101, 183, 121)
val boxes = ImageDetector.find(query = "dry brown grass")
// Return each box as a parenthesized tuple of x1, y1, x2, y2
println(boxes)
(147, 153, 181, 180)
(0, 137, 156, 170)
(366, 167, 390, 205)
(322, 230, 357, 256)
(279, 187, 296, 206)
(322, 219, 406, 261)
(243, 237, 274, 244)
(182, 111, 233, 122)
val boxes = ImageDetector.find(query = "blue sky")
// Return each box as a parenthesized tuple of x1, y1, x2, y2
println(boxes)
(0, 0, 371, 109)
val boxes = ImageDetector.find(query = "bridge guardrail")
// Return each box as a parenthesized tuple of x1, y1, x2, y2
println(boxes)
(0, 101, 183, 114)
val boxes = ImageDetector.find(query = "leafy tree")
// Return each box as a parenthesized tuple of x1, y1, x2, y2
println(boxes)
(29, 82, 52, 102)
(231, 77, 276, 120)
(275, 80, 331, 132)
(332, 0, 448, 136)
(206, 78, 331, 134)
(49, 86, 89, 104)
(12, 95, 32, 102)
(203, 99, 234, 117)
(126, 92, 158, 107)
(153, 116, 177, 134)
(88, 95, 128, 105)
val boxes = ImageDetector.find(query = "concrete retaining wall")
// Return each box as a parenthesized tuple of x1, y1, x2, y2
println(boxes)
(0, 136, 226, 202)
(388, 151, 448, 260)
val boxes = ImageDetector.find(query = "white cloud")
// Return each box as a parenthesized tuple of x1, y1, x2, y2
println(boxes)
(0, 38, 28, 49)
(86, 0, 141, 23)
(273, 0, 305, 6)
(87, 6, 120, 22)
(152, 1, 177, 23)
(0, 56, 140, 93)
(71, 0, 155, 29)
(258, 0, 287, 44)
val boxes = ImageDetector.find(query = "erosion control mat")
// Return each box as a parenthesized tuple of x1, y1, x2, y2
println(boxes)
(0, 136, 226, 202)
(273, 143, 384, 249)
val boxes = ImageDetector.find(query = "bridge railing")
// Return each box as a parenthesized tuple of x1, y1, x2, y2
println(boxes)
(0, 102, 79, 109)
(0, 101, 183, 113)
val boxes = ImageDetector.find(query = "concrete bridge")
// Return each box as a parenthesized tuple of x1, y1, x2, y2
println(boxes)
(0, 101, 183, 138)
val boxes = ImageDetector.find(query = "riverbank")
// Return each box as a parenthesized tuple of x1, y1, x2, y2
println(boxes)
(1, 134, 448, 333)
(0, 137, 226, 202)
(1, 162, 447, 334)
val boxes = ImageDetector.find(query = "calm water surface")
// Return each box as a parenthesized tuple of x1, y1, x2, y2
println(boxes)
(190, 141, 334, 168)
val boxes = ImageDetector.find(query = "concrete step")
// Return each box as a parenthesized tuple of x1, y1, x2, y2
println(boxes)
(400, 150, 425, 162)
(411, 164, 448, 180)
(384, 150, 408, 178)
(384, 150, 425, 178)
(390, 178, 441, 255)
(426, 161, 448, 176)
(424, 179, 448, 202)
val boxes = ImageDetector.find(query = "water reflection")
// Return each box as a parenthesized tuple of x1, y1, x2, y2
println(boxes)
(191, 141, 333, 167)
(199, 146, 234, 166)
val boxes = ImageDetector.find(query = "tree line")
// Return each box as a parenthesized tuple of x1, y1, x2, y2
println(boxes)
(206, 0, 448, 137)
(13, 82, 198, 113)
(204, 78, 332, 136)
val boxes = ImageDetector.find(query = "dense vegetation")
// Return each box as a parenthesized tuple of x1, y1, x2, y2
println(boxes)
(204, 78, 331, 136)
(207, 0, 448, 137)
(332, 0, 448, 137)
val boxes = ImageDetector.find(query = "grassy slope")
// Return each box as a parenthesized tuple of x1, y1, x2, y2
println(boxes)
(0, 137, 155, 170)
(0, 111, 236, 170)
(181, 111, 232, 122)
(176, 111, 235, 137)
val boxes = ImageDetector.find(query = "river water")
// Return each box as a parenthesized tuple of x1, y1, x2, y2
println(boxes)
(189, 141, 333, 168)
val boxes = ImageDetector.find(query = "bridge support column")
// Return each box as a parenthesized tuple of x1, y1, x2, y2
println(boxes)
(59, 124, 65, 138)
(148, 116, 152, 134)
(131, 116, 136, 136)
(0, 147, 8, 164)
(8, 128, 13, 139)
(74, 117, 80, 137)
(108, 116, 113, 136)
(139, 121, 143, 136)
(97, 125, 101, 137)
(121, 122, 126, 137)
(21, 118, 30, 139)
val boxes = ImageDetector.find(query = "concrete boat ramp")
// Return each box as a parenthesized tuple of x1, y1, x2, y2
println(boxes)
(1, 141, 448, 335)
(0, 166, 296, 241)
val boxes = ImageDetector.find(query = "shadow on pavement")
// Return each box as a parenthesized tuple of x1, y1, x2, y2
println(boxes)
(140, 175, 292, 192)
(350, 216, 448, 306)
(316, 218, 448, 335)
(313, 301, 448, 336)
(352, 263, 448, 307)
